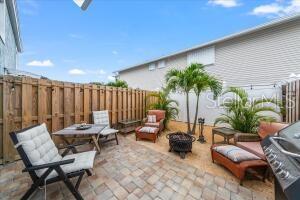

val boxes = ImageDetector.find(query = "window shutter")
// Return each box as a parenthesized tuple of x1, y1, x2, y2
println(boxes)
(157, 60, 165, 69)
(149, 63, 156, 71)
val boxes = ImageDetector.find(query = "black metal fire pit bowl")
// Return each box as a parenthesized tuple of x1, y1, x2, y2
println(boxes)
(166, 132, 196, 159)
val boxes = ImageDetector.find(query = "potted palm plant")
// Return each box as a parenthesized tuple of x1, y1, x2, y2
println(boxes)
(214, 87, 282, 135)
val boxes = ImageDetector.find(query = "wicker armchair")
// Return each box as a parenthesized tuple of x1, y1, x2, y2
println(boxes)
(142, 110, 166, 132)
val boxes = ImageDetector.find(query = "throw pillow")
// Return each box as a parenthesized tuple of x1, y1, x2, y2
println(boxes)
(213, 145, 260, 163)
(139, 127, 157, 133)
(147, 115, 157, 123)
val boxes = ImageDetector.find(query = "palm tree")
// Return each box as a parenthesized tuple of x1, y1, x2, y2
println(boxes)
(214, 87, 282, 134)
(165, 63, 201, 134)
(192, 69, 222, 134)
(147, 88, 179, 128)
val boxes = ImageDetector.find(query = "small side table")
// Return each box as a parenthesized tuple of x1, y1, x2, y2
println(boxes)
(118, 119, 141, 134)
(212, 127, 238, 144)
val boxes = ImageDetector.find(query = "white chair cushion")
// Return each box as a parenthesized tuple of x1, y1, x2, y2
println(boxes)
(16, 123, 62, 177)
(47, 151, 96, 179)
(100, 127, 119, 136)
(17, 123, 96, 178)
(213, 145, 260, 163)
(147, 115, 156, 123)
(93, 110, 111, 128)
(139, 127, 158, 133)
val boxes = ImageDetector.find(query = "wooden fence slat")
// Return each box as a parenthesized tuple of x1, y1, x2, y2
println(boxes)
(112, 87, 117, 124)
(117, 88, 122, 122)
(51, 81, 60, 144)
(3, 77, 16, 162)
(123, 88, 127, 121)
(38, 79, 47, 124)
(74, 84, 81, 124)
(21, 77, 32, 128)
(83, 85, 90, 123)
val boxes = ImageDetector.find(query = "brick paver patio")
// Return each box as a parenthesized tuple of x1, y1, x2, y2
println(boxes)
(0, 136, 268, 200)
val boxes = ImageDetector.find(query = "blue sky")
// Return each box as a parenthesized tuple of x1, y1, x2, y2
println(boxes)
(18, 0, 300, 83)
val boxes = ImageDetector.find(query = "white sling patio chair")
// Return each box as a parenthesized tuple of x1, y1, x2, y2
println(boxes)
(92, 110, 119, 146)
(10, 123, 96, 200)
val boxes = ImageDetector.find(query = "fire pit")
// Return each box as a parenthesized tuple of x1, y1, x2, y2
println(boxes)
(166, 132, 196, 159)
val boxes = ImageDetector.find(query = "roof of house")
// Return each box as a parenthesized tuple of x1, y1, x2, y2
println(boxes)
(6, 0, 22, 52)
(115, 13, 300, 74)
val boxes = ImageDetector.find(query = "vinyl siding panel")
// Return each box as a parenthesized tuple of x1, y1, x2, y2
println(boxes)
(119, 19, 300, 90)
(207, 19, 300, 86)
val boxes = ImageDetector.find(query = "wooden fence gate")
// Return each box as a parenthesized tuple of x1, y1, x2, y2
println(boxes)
(284, 79, 300, 123)
(0, 76, 157, 163)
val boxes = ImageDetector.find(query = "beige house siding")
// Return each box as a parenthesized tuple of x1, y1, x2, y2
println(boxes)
(118, 18, 300, 90)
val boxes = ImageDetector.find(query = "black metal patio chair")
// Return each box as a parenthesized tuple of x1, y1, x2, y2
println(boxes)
(9, 123, 96, 200)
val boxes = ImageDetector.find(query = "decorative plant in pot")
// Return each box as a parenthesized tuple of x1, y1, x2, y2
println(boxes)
(146, 88, 179, 129)
(214, 87, 282, 135)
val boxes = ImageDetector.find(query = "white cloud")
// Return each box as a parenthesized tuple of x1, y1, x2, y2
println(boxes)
(68, 68, 106, 76)
(112, 50, 118, 55)
(208, 0, 239, 8)
(251, 0, 300, 17)
(251, 3, 283, 15)
(68, 68, 86, 75)
(27, 60, 54, 67)
(107, 76, 115, 81)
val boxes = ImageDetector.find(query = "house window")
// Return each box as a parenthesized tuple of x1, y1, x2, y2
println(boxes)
(0, 0, 5, 43)
(149, 63, 156, 71)
(157, 60, 165, 69)
(187, 46, 215, 66)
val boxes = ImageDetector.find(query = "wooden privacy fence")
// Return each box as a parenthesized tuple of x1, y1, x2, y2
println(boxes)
(284, 79, 300, 123)
(0, 76, 157, 163)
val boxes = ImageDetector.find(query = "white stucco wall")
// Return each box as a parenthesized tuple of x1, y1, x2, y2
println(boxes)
(171, 86, 282, 126)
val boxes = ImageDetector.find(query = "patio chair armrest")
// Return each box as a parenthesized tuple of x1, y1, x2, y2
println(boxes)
(234, 133, 261, 144)
(142, 118, 147, 125)
(23, 159, 75, 172)
(159, 119, 164, 130)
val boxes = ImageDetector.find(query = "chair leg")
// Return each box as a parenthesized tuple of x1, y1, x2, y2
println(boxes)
(21, 184, 38, 200)
(63, 178, 83, 200)
(55, 167, 83, 200)
(115, 133, 119, 145)
(85, 169, 92, 176)
(75, 172, 84, 190)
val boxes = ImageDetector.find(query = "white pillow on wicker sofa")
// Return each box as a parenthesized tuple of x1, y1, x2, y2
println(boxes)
(139, 127, 157, 133)
(213, 145, 260, 163)
(147, 115, 156, 123)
